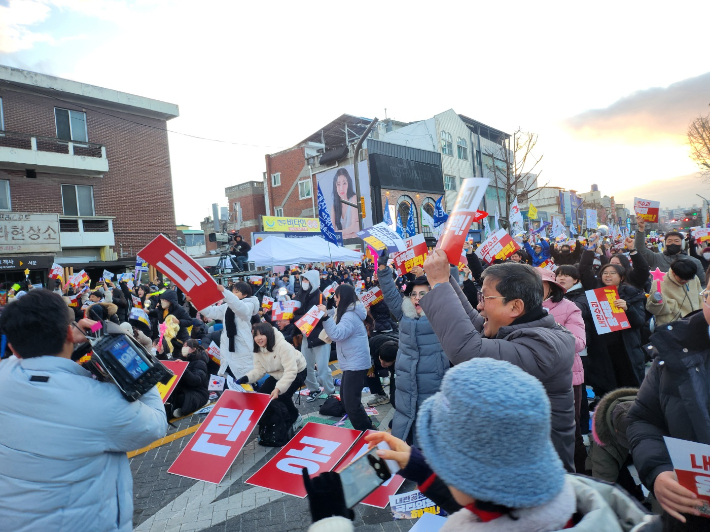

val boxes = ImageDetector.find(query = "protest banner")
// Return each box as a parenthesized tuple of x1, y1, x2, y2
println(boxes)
(295, 305, 325, 337)
(246, 423, 361, 497)
(585, 287, 631, 335)
(475, 229, 521, 264)
(49, 263, 63, 281)
(355, 280, 365, 292)
(323, 282, 338, 299)
(360, 286, 384, 308)
(634, 197, 660, 223)
(168, 391, 271, 484)
(664, 436, 710, 517)
(333, 430, 404, 508)
(206, 341, 221, 364)
(68, 270, 89, 288)
(249, 276, 263, 285)
(586, 209, 597, 229)
(392, 234, 428, 276)
(692, 227, 710, 243)
(156, 360, 187, 403)
(138, 234, 222, 310)
(272, 301, 298, 320)
(409, 513, 446, 531)
(131, 295, 143, 309)
(208, 375, 226, 391)
(261, 296, 274, 310)
(102, 270, 114, 281)
(357, 222, 407, 253)
(390, 490, 447, 519)
(436, 178, 489, 265)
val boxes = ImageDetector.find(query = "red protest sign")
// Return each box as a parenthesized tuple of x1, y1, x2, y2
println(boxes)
(585, 287, 631, 335)
(475, 229, 521, 264)
(157, 360, 188, 403)
(634, 197, 660, 223)
(272, 301, 297, 320)
(245, 423, 361, 497)
(261, 296, 274, 310)
(392, 234, 428, 276)
(333, 431, 405, 508)
(168, 391, 271, 484)
(138, 235, 222, 310)
(295, 305, 325, 337)
(665, 437, 710, 517)
(360, 286, 384, 308)
(436, 178, 489, 265)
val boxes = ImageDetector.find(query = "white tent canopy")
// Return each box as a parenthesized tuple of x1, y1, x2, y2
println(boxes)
(248, 236, 361, 266)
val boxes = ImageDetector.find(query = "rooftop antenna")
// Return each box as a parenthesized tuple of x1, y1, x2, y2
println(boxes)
(384, 108, 387, 119)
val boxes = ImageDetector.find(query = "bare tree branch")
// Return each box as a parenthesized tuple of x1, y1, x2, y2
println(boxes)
(688, 114, 710, 182)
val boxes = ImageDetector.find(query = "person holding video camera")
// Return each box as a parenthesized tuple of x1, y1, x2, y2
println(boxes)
(0, 290, 168, 531)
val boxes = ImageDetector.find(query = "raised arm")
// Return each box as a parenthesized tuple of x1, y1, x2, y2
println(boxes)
(377, 264, 403, 321)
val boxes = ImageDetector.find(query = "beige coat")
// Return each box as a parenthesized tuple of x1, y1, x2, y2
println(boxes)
(646, 271, 703, 326)
(246, 329, 307, 393)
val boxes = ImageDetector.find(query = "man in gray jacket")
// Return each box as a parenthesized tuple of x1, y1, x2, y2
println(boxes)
(421, 250, 576, 472)
(635, 219, 705, 284)
(0, 291, 167, 531)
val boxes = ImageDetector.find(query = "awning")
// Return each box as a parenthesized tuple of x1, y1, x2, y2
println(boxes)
(248, 236, 361, 266)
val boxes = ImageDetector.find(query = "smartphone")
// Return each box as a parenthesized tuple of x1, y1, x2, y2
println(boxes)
(339, 448, 391, 508)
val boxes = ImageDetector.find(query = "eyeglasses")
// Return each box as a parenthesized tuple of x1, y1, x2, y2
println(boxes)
(410, 291, 428, 298)
(477, 293, 506, 306)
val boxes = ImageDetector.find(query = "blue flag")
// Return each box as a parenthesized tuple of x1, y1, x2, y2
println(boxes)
(383, 197, 393, 227)
(434, 196, 448, 228)
(396, 212, 406, 239)
(531, 221, 551, 235)
(406, 204, 416, 237)
(317, 184, 338, 245)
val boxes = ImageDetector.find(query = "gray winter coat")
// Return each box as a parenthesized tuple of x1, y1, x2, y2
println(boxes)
(379, 266, 449, 442)
(321, 302, 371, 371)
(635, 230, 705, 284)
(419, 275, 577, 472)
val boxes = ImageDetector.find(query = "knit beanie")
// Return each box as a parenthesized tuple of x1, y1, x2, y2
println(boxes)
(416, 358, 565, 509)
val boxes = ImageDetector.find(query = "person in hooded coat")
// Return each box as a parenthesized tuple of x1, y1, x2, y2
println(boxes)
(378, 250, 449, 445)
(635, 219, 705, 284)
(148, 290, 192, 350)
(295, 270, 334, 401)
(189, 281, 259, 379)
(169, 339, 209, 418)
(551, 239, 583, 266)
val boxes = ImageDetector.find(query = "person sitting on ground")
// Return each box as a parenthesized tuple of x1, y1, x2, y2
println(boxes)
(304, 358, 657, 532)
(168, 339, 209, 419)
(421, 250, 576, 472)
(635, 219, 705, 284)
(646, 258, 703, 327)
(236, 322, 307, 427)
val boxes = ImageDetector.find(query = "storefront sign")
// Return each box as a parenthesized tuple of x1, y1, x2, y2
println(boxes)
(0, 255, 55, 271)
(0, 213, 60, 253)
(263, 217, 321, 232)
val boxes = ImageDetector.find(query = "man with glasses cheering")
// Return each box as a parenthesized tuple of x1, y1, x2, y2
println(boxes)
(420, 251, 577, 472)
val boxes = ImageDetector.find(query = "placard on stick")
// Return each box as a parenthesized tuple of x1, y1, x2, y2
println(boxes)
(157, 360, 188, 403)
(436, 178, 489, 265)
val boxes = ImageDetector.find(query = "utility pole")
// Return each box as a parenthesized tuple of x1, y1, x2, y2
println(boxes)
(340, 118, 379, 233)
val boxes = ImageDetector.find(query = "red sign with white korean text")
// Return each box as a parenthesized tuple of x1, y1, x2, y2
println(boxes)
(138, 234, 223, 310)
(475, 229, 521, 264)
(665, 437, 710, 517)
(168, 391, 271, 484)
(436, 178, 489, 265)
(245, 423, 361, 498)
(333, 431, 405, 508)
(585, 287, 631, 335)
(634, 197, 660, 223)
(157, 360, 188, 403)
(392, 234, 428, 276)
(360, 287, 384, 308)
(261, 296, 274, 310)
(295, 305, 325, 337)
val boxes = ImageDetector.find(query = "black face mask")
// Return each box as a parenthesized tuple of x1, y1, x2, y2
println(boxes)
(561, 249, 570, 255)
(666, 244, 682, 255)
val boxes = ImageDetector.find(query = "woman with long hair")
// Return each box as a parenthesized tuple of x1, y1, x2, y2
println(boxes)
(169, 339, 209, 418)
(330, 168, 359, 239)
(318, 284, 373, 431)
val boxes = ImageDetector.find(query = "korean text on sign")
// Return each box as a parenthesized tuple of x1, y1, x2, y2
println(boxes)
(664, 436, 710, 517)
(392, 234, 428, 276)
(359, 287, 384, 308)
(475, 229, 520, 264)
(585, 287, 631, 335)
(295, 305, 325, 337)
(436, 178, 489, 265)
(634, 197, 660, 223)
(357, 223, 407, 253)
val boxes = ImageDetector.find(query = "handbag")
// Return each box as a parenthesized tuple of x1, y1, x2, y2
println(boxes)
(319, 395, 345, 417)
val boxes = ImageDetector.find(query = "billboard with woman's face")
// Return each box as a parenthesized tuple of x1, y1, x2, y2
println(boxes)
(316, 161, 373, 240)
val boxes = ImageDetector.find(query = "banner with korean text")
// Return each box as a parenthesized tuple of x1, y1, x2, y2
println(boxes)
(272, 301, 298, 320)
(585, 287, 631, 335)
(157, 360, 188, 403)
(360, 286, 384, 308)
(392, 234, 428, 276)
(358, 223, 407, 253)
(634, 197, 660, 223)
(295, 305, 325, 337)
(168, 391, 271, 484)
(664, 436, 710, 517)
(138, 234, 222, 310)
(436, 178, 489, 265)
(475, 229, 521, 264)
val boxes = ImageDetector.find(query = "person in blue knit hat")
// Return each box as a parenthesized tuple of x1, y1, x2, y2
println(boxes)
(302, 358, 659, 531)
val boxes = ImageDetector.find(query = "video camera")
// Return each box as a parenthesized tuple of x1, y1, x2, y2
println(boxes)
(71, 321, 174, 402)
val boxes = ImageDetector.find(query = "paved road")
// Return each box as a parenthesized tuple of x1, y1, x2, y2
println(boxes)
(130, 370, 420, 532)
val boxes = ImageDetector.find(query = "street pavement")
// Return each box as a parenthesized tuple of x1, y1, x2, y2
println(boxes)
(130, 364, 420, 532)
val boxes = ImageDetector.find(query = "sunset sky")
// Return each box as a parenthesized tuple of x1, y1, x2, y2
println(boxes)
(2, 0, 709, 226)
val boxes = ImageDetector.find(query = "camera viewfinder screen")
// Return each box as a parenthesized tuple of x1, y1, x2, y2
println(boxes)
(107, 336, 149, 379)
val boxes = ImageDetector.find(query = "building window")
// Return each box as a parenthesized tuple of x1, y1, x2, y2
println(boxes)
(457, 137, 468, 160)
(271, 173, 281, 187)
(274, 207, 284, 217)
(61, 184, 94, 216)
(298, 180, 312, 200)
(444, 175, 457, 191)
(396, 195, 419, 235)
(55, 108, 88, 143)
(0, 180, 10, 211)
(440, 131, 453, 156)
(0, 98, 4, 131)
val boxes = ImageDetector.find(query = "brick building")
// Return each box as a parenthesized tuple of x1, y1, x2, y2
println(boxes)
(225, 181, 265, 243)
(0, 65, 178, 285)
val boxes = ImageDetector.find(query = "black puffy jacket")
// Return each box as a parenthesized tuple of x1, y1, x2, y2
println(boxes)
(293, 286, 325, 348)
(627, 311, 710, 493)
(150, 290, 192, 344)
(174, 349, 210, 414)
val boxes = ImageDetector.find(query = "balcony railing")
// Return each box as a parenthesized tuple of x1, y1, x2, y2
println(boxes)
(59, 216, 115, 247)
(0, 130, 108, 176)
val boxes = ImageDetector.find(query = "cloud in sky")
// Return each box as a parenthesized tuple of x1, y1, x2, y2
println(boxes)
(0, 0, 54, 53)
(564, 71, 710, 143)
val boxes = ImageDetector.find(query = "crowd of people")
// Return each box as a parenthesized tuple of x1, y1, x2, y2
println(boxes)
(1, 222, 710, 531)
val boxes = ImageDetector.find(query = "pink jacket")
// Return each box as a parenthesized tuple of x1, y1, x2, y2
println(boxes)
(543, 297, 586, 386)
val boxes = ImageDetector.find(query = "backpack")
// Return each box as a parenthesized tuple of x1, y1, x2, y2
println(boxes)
(319, 395, 346, 417)
(258, 401, 294, 447)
